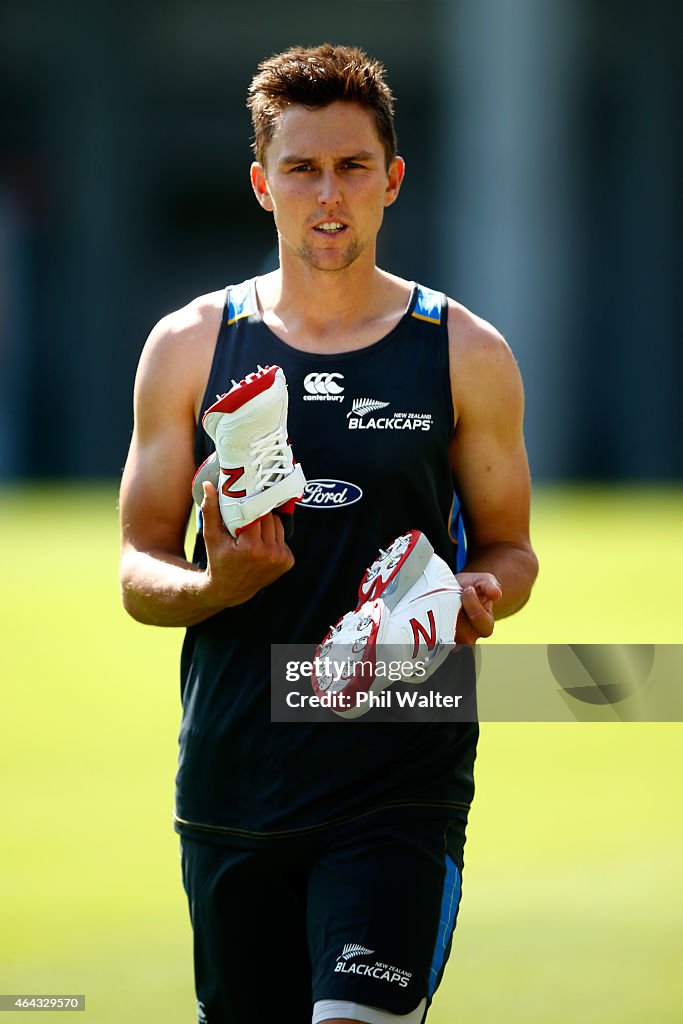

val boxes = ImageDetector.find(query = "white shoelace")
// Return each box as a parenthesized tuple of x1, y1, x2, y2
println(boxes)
(250, 427, 291, 491)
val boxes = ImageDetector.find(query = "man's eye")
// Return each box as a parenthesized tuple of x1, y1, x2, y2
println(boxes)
(291, 164, 313, 172)
(343, 162, 363, 169)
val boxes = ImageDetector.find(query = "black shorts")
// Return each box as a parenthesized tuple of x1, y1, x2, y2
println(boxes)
(180, 810, 468, 1024)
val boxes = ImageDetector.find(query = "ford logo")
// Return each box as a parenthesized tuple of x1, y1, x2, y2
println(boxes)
(300, 479, 363, 509)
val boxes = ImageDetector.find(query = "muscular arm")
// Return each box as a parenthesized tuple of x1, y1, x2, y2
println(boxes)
(119, 297, 293, 627)
(448, 302, 538, 642)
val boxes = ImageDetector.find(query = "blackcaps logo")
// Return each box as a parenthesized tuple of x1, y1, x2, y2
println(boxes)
(347, 396, 432, 431)
(334, 943, 412, 988)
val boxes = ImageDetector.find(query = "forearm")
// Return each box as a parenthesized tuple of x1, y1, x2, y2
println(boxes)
(120, 549, 226, 628)
(460, 541, 538, 619)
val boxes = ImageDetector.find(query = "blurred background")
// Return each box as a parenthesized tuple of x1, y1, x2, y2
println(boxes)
(0, 0, 681, 481)
(1, 2, 682, 1023)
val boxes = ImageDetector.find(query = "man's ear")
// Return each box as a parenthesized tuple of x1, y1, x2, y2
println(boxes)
(384, 156, 405, 208)
(251, 162, 273, 211)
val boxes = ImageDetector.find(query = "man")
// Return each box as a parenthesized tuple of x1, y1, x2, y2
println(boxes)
(119, 44, 537, 1024)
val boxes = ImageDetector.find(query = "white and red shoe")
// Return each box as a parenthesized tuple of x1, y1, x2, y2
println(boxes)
(313, 532, 463, 719)
(356, 529, 434, 610)
(197, 365, 306, 537)
(380, 550, 463, 679)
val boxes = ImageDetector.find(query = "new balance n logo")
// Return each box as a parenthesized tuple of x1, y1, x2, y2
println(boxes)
(221, 467, 246, 498)
(410, 609, 437, 659)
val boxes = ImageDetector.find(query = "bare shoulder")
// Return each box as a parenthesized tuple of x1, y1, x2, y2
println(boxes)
(135, 289, 225, 416)
(140, 289, 224, 373)
(446, 298, 524, 423)
(447, 298, 517, 371)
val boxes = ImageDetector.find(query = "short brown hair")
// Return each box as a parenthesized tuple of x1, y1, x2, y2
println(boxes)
(247, 43, 397, 168)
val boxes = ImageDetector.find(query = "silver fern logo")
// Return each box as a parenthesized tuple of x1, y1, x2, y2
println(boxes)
(347, 398, 390, 419)
(337, 942, 376, 961)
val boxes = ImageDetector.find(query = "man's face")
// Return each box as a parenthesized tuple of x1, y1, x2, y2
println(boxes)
(251, 101, 404, 273)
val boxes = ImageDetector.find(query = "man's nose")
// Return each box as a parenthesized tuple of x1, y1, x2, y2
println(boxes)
(318, 170, 342, 205)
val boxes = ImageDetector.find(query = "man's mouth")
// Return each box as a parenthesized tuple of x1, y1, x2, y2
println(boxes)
(314, 222, 346, 235)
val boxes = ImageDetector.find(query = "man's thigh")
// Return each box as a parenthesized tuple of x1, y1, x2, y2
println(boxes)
(180, 835, 313, 1022)
(180, 813, 467, 1024)
(308, 814, 467, 1021)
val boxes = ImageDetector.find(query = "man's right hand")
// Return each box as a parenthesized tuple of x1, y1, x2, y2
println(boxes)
(119, 293, 297, 627)
(201, 482, 295, 606)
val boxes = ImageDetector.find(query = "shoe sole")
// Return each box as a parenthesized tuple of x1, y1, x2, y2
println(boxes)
(313, 600, 394, 719)
(203, 365, 280, 422)
(356, 530, 434, 611)
(192, 452, 218, 506)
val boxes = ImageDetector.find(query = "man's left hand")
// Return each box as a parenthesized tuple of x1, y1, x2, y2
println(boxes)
(455, 573, 503, 644)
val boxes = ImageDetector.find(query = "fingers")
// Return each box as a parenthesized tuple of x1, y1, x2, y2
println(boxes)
(202, 499, 281, 549)
(232, 513, 294, 570)
(479, 578, 503, 601)
(201, 482, 294, 574)
(265, 512, 295, 570)
(456, 585, 496, 644)
(201, 481, 226, 540)
(457, 573, 502, 602)
(455, 608, 477, 645)
(453, 572, 502, 642)
(236, 513, 282, 550)
(255, 512, 291, 563)
(259, 510, 277, 547)
(198, 488, 294, 605)
(272, 511, 285, 546)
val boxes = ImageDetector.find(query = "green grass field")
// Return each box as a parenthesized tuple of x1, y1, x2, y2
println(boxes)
(1, 484, 682, 1022)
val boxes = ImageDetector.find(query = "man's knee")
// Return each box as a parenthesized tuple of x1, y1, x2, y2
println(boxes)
(317, 1019, 362, 1024)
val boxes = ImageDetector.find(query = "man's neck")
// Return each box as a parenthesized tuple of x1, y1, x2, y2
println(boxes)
(255, 254, 409, 344)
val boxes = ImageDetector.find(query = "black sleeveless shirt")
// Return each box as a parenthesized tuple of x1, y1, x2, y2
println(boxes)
(174, 279, 477, 840)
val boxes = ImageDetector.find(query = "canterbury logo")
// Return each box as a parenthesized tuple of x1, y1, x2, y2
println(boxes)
(337, 943, 376, 962)
(303, 372, 344, 396)
(410, 609, 437, 659)
(221, 467, 246, 498)
(347, 398, 390, 418)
